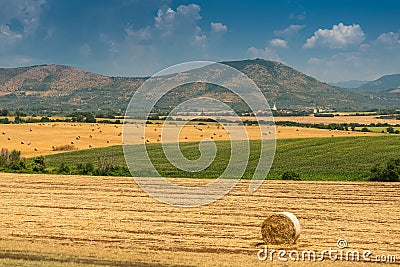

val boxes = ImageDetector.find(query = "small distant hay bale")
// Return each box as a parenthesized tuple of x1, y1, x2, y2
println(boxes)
(21, 141, 25, 144)
(7, 137, 11, 140)
(89, 145, 92, 148)
(27, 142, 31, 145)
(107, 140, 110, 143)
(89, 134, 93, 138)
(118, 132, 122, 136)
(30, 128, 33, 132)
(261, 212, 301, 245)
(184, 137, 188, 139)
(2, 131, 5, 135)
(71, 141, 75, 144)
(34, 147, 38, 151)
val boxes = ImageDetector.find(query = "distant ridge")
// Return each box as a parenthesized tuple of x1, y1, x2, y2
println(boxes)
(328, 80, 369, 89)
(359, 74, 400, 92)
(0, 59, 399, 113)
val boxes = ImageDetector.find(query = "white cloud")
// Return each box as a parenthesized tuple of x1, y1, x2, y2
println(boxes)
(125, 24, 152, 41)
(210, 22, 227, 33)
(274, 24, 305, 38)
(0, 0, 46, 36)
(289, 12, 306, 20)
(304, 23, 365, 49)
(0, 0, 46, 47)
(307, 57, 321, 64)
(154, 4, 201, 38)
(0, 24, 23, 44)
(248, 47, 281, 62)
(375, 32, 400, 48)
(270, 38, 287, 48)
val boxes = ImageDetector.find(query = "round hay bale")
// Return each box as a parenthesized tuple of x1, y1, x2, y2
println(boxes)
(261, 212, 301, 245)
(21, 141, 25, 144)
(34, 148, 38, 151)
(2, 131, 5, 135)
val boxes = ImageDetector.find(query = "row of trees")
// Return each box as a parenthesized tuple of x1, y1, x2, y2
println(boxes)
(0, 148, 130, 176)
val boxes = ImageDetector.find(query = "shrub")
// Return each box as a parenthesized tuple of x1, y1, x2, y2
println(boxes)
(57, 162, 71, 174)
(387, 127, 395, 134)
(32, 156, 46, 172)
(281, 171, 301, 181)
(370, 158, 400, 182)
(5, 149, 25, 170)
(76, 162, 94, 175)
(53, 144, 76, 151)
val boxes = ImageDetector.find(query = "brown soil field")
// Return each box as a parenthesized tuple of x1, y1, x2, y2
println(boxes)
(0, 123, 382, 157)
(0, 173, 398, 266)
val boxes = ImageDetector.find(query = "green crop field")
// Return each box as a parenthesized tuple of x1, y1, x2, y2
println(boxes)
(41, 136, 400, 181)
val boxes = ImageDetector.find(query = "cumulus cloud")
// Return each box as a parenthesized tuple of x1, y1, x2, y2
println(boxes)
(248, 47, 282, 62)
(122, 4, 230, 53)
(304, 23, 365, 49)
(210, 22, 227, 33)
(270, 38, 287, 48)
(274, 24, 305, 38)
(154, 4, 202, 38)
(375, 32, 400, 48)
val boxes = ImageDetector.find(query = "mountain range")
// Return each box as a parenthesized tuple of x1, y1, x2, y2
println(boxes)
(0, 59, 399, 114)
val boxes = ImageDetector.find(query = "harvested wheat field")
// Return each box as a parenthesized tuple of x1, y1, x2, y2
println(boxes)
(0, 173, 398, 266)
(0, 123, 381, 157)
(273, 115, 400, 125)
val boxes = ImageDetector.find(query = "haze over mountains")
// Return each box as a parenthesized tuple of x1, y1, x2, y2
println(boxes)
(0, 59, 399, 114)
(328, 80, 369, 89)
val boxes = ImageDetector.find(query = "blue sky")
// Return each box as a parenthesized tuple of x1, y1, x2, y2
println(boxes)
(0, 0, 400, 82)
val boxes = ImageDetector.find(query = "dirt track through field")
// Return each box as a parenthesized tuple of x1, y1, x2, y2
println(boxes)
(0, 173, 399, 266)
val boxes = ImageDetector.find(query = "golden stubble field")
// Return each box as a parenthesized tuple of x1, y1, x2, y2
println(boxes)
(0, 122, 382, 157)
(0, 173, 398, 266)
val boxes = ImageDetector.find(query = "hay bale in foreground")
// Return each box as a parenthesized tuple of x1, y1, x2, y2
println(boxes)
(261, 212, 301, 245)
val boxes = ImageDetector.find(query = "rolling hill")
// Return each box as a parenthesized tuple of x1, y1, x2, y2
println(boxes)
(359, 74, 400, 92)
(0, 60, 399, 114)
